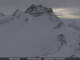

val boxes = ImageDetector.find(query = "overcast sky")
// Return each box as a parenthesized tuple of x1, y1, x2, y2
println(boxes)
(0, 0, 80, 15)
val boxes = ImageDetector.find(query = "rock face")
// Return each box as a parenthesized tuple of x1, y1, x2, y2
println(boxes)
(57, 34, 67, 47)
(25, 4, 53, 17)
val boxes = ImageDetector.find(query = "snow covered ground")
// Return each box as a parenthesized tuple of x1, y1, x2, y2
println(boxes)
(0, 4, 80, 57)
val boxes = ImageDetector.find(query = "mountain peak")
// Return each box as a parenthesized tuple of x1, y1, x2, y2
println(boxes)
(25, 4, 53, 17)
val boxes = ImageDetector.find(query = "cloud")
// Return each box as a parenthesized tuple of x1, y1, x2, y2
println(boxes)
(52, 8, 80, 19)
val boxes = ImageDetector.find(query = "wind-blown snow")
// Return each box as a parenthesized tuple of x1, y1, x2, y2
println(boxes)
(0, 4, 80, 57)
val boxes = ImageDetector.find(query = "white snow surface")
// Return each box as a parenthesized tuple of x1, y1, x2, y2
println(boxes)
(0, 8, 80, 57)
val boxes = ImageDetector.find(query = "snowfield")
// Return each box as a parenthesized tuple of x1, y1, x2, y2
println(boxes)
(0, 4, 80, 57)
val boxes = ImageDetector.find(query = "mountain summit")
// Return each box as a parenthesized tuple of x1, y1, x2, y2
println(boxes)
(24, 4, 63, 29)
(25, 4, 54, 17)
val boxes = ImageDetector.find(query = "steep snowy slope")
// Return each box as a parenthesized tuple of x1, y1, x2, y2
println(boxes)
(52, 19, 80, 57)
(0, 4, 79, 57)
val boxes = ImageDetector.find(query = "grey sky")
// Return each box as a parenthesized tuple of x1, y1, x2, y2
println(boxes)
(0, 0, 80, 14)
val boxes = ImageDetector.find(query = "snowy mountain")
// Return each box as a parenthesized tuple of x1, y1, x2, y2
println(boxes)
(25, 4, 53, 16)
(0, 4, 79, 57)
(25, 4, 63, 29)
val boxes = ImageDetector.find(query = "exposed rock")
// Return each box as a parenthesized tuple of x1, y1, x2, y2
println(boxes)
(57, 34, 67, 49)
(25, 4, 53, 17)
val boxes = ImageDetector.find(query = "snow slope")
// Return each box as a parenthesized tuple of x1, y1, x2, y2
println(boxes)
(0, 4, 80, 57)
